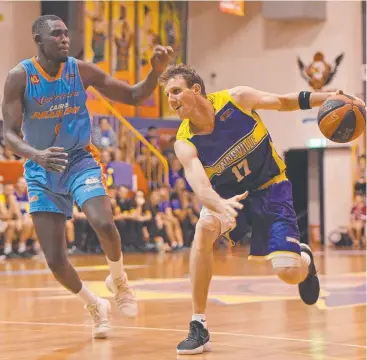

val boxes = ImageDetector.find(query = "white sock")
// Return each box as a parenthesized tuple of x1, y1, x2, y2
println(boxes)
(33, 242, 41, 254)
(301, 252, 311, 266)
(77, 283, 99, 305)
(4, 243, 12, 255)
(192, 314, 207, 329)
(106, 253, 124, 280)
(18, 243, 26, 253)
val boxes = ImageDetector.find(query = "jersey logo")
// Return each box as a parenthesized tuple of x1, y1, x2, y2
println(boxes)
(220, 108, 234, 122)
(67, 73, 76, 79)
(30, 75, 40, 84)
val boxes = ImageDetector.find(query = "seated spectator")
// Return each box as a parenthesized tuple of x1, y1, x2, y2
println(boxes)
(0, 184, 16, 259)
(348, 192, 366, 249)
(113, 185, 138, 251)
(92, 117, 117, 151)
(145, 126, 158, 140)
(130, 190, 155, 251)
(162, 136, 175, 159)
(169, 157, 185, 189)
(149, 189, 171, 252)
(13, 178, 37, 257)
(65, 218, 84, 255)
(157, 184, 184, 250)
(354, 154, 366, 196)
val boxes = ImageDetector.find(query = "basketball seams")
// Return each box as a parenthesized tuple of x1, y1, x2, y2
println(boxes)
(318, 103, 352, 138)
(330, 110, 356, 143)
(317, 99, 346, 124)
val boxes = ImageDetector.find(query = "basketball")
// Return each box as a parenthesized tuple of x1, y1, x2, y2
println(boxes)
(317, 93, 366, 143)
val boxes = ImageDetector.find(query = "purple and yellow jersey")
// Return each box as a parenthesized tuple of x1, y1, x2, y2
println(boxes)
(20, 56, 90, 151)
(176, 89, 287, 196)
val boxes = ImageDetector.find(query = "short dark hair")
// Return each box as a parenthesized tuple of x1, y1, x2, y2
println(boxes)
(158, 63, 206, 96)
(32, 15, 62, 35)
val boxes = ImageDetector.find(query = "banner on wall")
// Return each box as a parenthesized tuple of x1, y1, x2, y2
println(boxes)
(111, 1, 136, 117)
(84, 0, 111, 114)
(137, 1, 160, 118)
(219, 1, 245, 16)
(159, 1, 187, 119)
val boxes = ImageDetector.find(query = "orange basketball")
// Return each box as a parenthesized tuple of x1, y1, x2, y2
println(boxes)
(317, 94, 366, 143)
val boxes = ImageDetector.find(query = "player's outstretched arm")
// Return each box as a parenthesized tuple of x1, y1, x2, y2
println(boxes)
(2, 66, 68, 172)
(174, 140, 247, 225)
(78, 45, 174, 105)
(229, 86, 343, 112)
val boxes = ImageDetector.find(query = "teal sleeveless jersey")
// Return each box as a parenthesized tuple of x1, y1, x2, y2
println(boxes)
(20, 56, 90, 151)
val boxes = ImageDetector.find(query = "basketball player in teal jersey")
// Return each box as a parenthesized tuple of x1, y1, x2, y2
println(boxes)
(2, 15, 173, 339)
(159, 64, 364, 355)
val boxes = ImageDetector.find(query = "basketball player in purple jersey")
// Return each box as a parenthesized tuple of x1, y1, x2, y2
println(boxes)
(2, 15, 173, 339)
(159, 64, 364, 355)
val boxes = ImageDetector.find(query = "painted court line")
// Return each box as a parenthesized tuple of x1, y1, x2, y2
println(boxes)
(0, 320, 364, 350)
(215, 342, 361, 360)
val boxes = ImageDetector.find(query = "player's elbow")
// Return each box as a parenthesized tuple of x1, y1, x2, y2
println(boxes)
(3, 127, 19, 147)
(130, 88, 147, 106)
(3, 128, 14, 148)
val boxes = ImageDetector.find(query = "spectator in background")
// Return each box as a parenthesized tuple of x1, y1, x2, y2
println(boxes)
(157, 184, 184, 250)
(92, 117, 117, 151)
(348, 191, 366, 249)
(0, 182, 16, 259)
(131, 190, 155, 251)
(13, 178, 37, 257)
(149, 189, 171, 252)
(169, 157, 185, 189)
(354, 154, 366, 196)
(171, 188, 196, 247)
(146, 126, 158, 140)
(114, 185, 137, 251)
(162, 136, 175, 162)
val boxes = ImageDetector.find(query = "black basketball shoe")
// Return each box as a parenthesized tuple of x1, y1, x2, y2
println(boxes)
(177, 320, 211, 355)
(298, 243, 320, 305)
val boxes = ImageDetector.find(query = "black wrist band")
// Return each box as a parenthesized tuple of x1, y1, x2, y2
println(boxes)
(298, 91, 312, 110)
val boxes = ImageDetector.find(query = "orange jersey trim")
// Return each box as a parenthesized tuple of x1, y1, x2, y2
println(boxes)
(31, 57, 65, 82)
(84, 144, 108, 192)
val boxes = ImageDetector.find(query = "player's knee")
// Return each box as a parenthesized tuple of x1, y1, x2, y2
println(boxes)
(91, 218, 116, 237)
(46, 253, 68, 274)
(272, 257, 302, 285)
(193, 216, 221, 251)
(7, 220, 15, 230)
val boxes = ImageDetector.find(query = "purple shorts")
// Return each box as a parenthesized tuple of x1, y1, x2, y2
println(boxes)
(201, 180, 301, 260)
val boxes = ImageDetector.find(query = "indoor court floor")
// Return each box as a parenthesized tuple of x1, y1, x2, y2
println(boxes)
(0, 247, 365, 360)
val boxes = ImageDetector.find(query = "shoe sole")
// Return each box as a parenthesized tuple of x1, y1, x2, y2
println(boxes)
(177, 341, 212, 355)
(93, 328, 110, 339)
(299, 244, 320, 305)
(92, 300, 111, 339)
